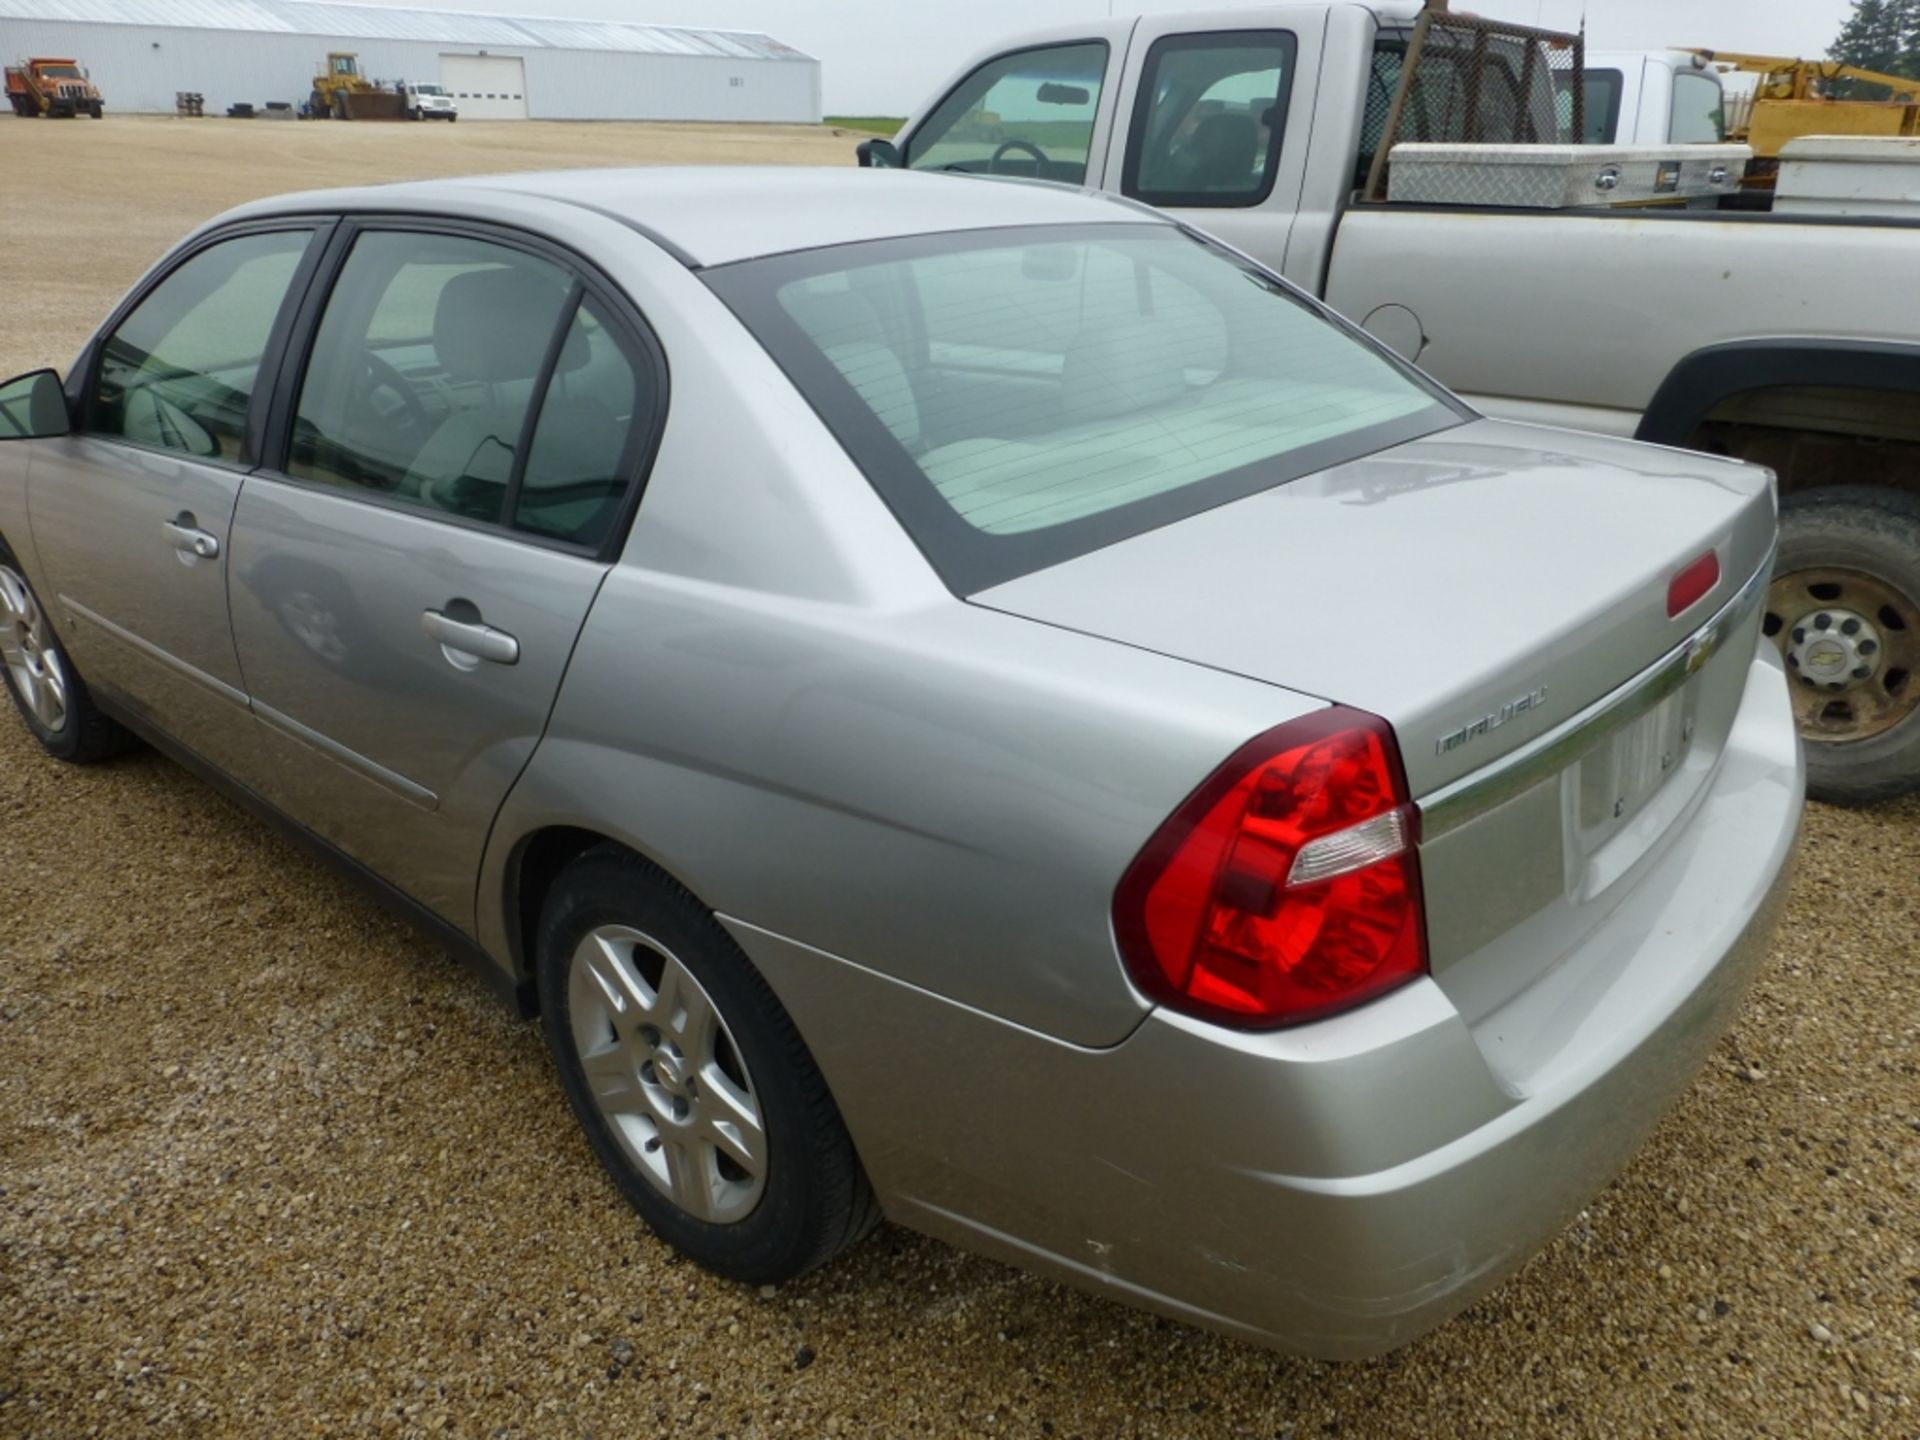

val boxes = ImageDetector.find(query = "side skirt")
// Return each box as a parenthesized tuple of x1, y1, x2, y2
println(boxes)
(95, 693, 536, 1018)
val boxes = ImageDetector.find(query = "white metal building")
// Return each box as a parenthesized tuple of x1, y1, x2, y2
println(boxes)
(0, 0, 820, 121)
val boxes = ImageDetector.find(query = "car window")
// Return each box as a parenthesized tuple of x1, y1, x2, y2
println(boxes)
(1671, 70, 1725, 142)
(706, 224, 1459, 593)
(91, 229, 311, 466)
(1124, 32, 1297, 208)
(512, 297, 645, 547)
(287, 231, 575, 524)
(905, 41, 1108, 183)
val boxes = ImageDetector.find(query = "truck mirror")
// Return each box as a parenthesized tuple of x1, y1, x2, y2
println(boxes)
(855, 138, 901, 168)
(0, 369, 69, 441)
(1037, 82, 1090, 106)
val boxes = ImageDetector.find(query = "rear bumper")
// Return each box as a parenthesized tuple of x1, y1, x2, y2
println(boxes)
(730, 649, 1802, 1357)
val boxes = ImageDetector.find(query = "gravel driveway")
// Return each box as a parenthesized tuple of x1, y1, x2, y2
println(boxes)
(2, 117, 1916, 1439)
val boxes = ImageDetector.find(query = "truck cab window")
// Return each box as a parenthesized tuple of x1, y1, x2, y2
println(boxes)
(1124, 32, 1296, 207)
(1670, 71, 1725, 142)
(905, 41, 1107, 183)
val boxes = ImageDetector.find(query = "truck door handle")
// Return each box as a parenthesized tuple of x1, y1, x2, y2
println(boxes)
(162, 517, 221, 560)
(421, 607, 519, 666)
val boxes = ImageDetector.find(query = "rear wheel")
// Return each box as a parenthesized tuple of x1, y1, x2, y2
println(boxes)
(1765, 486, 1920, 804)
(0, 544, 131, 764)
(535, 846, 879, 1284)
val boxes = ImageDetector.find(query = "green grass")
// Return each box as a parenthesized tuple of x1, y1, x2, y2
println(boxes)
(825, 115, 905, 136)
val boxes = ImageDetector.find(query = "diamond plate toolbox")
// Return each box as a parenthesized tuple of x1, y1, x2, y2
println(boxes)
(1386, 143, 1753, 208)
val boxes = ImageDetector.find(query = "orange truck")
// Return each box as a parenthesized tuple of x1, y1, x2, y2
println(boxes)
(6, 57, 103, 118)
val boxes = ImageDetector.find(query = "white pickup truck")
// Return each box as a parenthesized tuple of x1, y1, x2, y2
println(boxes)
(863, 1, 1920, 803)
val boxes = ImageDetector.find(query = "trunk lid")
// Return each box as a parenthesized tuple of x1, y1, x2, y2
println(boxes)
(973, 419, 1775, 798)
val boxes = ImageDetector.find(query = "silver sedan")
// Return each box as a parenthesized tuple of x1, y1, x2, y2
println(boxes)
(0, 168, 1802, 1357)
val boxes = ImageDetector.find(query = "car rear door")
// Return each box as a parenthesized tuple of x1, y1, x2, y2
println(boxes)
(227, 219, 663, 927)
(27, 222, 325, 773)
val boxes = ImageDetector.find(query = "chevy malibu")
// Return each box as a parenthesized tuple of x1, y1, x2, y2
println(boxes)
(0, 168, 1802, 1357)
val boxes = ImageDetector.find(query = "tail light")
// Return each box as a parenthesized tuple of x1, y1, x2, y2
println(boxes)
(1114, 708, 1427, 1029)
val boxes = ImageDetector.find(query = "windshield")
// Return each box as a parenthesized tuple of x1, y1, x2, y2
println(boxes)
(40, 64, 82, 78)
(414, 84, 446, 96)
(705, 224, 1462, 592)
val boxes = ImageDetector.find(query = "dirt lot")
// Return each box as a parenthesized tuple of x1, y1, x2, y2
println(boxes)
(1, 115, 1917, 1439)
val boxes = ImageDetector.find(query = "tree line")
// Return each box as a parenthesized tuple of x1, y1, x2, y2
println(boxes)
(1830, 0, 1920, 82)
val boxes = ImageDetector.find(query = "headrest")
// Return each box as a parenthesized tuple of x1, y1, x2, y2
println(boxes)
(1061, 321, 1185, 424)
(823, 341, 919, 450)
(434, 267, 582, 383)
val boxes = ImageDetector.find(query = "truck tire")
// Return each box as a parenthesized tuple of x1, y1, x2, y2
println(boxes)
(89, 103, 101, 119)
(1766, 486, 1920, 804)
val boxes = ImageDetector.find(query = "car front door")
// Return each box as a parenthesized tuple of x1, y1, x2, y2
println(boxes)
(228, 222, 660, 926)
(27, 224, 322, 768)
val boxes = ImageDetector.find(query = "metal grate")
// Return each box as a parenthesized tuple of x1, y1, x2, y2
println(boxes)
(1362, 4, 1584, 202)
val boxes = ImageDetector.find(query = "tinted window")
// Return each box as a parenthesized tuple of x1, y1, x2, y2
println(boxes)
(1557, 66, 1621, 142)
(1125, 32, 1296, 207)
(707, 225, 1459, 592)
(288, 232, 573, 523)
(1671, 71, 1725, 142)
(906, 42, 1107, 183)
(513, 297, 644, 547)
(92, 230, 310, 465)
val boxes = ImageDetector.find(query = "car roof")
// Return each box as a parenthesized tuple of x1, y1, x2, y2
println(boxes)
(220, 166, 1164, 269)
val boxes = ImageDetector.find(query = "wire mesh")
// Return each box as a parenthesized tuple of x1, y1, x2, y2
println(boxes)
(1362, 7, 1585, 201)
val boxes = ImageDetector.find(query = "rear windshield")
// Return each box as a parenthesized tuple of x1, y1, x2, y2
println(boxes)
(704, 223, 1461, 592)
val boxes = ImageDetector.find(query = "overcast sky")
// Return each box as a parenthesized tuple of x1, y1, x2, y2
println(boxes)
(383, 0, 1856, 113)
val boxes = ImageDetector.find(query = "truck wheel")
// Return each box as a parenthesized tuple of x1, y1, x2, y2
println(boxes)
(1765, 486, 1920, 804)
(89, 103, 101, 119)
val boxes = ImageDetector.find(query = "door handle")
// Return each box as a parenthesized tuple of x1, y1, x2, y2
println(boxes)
(162, 518, 220, 560)
(421, 607, 519, 666)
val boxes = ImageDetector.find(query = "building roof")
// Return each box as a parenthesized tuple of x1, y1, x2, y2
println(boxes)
(220, 168, 1159, 268)
(0, 0, 815, 62)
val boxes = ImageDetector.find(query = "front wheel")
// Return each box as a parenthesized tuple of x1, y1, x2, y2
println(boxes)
(0, 545, 132, 763)
(536, 847, 879, 1284)
(88, 102, 102, 119)
(1765, 486, 1920, 804)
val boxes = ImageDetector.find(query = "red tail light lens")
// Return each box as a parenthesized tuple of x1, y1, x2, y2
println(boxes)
(1114, 708, 1427, 1029)
(1667, 549, 1721, 618)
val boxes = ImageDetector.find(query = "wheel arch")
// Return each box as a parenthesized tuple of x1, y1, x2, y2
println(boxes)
(1636, 338, 1920, 449)
(493, 821, 728, 1014)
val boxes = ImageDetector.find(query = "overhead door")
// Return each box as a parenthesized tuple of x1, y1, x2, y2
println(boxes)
(440, 54, 528, 119)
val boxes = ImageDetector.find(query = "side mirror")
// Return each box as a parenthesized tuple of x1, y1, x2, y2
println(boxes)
(855, 138, 902, 169)
(0, 369, 69, 440)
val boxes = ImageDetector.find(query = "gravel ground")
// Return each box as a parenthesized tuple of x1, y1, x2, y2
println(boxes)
(2, 115, 1917, 1440)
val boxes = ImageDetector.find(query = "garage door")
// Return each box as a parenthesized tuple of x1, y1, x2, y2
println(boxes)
(440, 54, 528, 120)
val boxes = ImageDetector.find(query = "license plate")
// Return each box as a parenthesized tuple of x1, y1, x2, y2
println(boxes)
(1576, 684, 1692, 838)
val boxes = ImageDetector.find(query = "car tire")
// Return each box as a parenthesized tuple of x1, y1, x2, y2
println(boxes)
(535, 845, 880, 1284)
(1768, 486, 1920, 805)
(0, 542, 133, 764)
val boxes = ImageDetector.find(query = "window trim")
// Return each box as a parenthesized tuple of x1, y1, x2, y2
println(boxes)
(901, 37, 1111, 174)
(73, 217, 335, 472)
(1121, 30, 1298, 210)
(255, 212, 670, 563)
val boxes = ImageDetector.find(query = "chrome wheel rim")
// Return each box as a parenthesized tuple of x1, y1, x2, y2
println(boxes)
(568, 925, 767, 1224)
(0, 564, 69, 735)
(1765, 566, 1920, 743)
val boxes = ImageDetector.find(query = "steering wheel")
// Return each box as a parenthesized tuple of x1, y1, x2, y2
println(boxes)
(359, 351, 431, 462)
(990, 138, 1049, 174)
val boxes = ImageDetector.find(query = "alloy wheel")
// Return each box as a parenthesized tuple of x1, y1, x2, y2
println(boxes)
(1765, 565, 1920, 743)
(0, 564, 70, 735)
(568, 924, 768, 1224)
